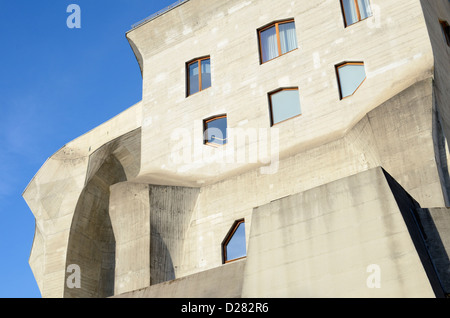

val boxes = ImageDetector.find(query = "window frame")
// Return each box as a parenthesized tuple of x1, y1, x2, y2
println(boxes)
(258, 19, 298, 64)
(340, 0, 373, 28)
(268, 87, 302, 126)
(186, 56, 211, 97)
(203, 114, 228, 147)
(335, 61, 366, 100)
(222, 219, 246, 264)
(439, 20, 450, 47)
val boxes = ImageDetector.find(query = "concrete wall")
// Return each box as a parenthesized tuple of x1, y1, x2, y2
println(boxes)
(127, 0, 435, 188)
(242, 167, 440, 298)
(113, 168, 448, 298)
(420, 0, 450, 207)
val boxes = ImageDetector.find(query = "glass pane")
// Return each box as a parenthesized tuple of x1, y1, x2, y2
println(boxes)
(357, 0, 372, 20)
(279, 22, 298, 55)
(188, 62, 199, 95)
(226, 223, 246, 261)
(260, 26, 278, 63)
(205, 116, 227, 145)
(270, 89, 302, 125)
(342, 0, 358, 26)
(201, 59, 211, 90)
(338, 64, 366, 98)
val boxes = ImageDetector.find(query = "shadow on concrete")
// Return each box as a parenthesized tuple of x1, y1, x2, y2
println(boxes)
(383, 168, 449, 298)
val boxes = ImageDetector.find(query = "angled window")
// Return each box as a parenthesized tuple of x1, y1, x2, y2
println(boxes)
(440, 20, 450, 47)
(204, 115, 227, 146)
(222, 219, 246, 264)
(269, 88, 302, 126)
(336, 62, 366, 99)
(187, 56, 211, 96)
(340, 0, 372, 27)
(258, 20, 298, 64)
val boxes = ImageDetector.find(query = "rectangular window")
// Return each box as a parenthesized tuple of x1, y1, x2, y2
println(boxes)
(440, 20, 450, 47)
(341, 0, 372, 27)
(187, 57, 211, 96)
(259, 20, 298, 64)
(269, 88, 302, 126)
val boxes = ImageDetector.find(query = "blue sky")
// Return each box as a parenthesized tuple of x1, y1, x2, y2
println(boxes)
(0, 0, 176, 298)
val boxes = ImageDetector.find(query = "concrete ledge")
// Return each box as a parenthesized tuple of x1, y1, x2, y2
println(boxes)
(112, 259, 246, 298)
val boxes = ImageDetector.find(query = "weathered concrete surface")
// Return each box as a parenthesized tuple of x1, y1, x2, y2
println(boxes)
(110, 182, 151, 296)
(109, 183, 200, 295)
(416, 207, 450, 295)
(113, 259, 245, 298)
(24, 105, 142, 298)
(242, 167, 444, 298)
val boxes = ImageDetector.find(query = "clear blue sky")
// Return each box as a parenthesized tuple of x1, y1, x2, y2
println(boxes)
(0, 0, 176, 298)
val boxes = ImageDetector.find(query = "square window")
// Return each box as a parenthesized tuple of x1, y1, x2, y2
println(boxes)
(269, 88, 302, 126)
(187, 57, 211, 96)
(204, 115, 228, 146)
(259, 20, 298, 64)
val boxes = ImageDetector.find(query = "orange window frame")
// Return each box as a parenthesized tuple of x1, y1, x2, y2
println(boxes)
(439, 20, 450, 47)
(335, 61, 366, 100)
(222, 219, 246, 264)
(203, 114, 228, 147)
(268, 87, 302, 126)
(258, 19, 297, 64)
(186, 56, 211, 97)
(340, 0, 371, 27)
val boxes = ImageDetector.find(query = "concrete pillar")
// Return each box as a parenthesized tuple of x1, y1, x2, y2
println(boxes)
(109, 182, 151, 295)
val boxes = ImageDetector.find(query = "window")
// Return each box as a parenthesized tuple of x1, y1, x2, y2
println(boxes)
(440, 20, 450, 47)
(269, 88, 302, 126)
(222, 219, 246, 264)
(187, 57, 211, 96)
(340, 0, 372, 27)
(336, 62, 366, 99)
(258, 20, 298, 64)
(204, 115, 228, 146)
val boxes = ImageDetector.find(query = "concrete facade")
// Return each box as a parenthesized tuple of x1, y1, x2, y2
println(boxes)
(24, 0, 450, 298)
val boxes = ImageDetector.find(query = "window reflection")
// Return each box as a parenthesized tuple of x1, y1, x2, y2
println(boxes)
(204, 115, 228, 146)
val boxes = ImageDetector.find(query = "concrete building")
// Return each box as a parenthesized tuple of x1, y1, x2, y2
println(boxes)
(24, 0, 450, 298)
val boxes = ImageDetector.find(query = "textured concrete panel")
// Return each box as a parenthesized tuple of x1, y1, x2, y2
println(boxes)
(113, 259, 245, 298)
(416, 207, 450, 294)
(242, 167, 440, 298)
(110, 182, 151, 295)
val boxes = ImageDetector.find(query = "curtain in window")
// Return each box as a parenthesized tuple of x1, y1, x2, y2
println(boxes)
(260, 26, 278, 63)
(188, 62, 199, 95)
(279, 22, 298, 55)
(342, 0, 358, 26)
(201, 59, 211, 90)
(357, 0, 372, 20)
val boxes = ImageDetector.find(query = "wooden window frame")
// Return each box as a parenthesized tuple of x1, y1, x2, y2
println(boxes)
(335, 61, 366, 100)
(258, 19, 298, 64)
(203, 114, 228, 147)
(186, 56, 211, 97)
(340, 0, 372, 28)
(439, 20, 450, 47)
(268, 87, 302, 127)
(222, 219, 246, 264)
